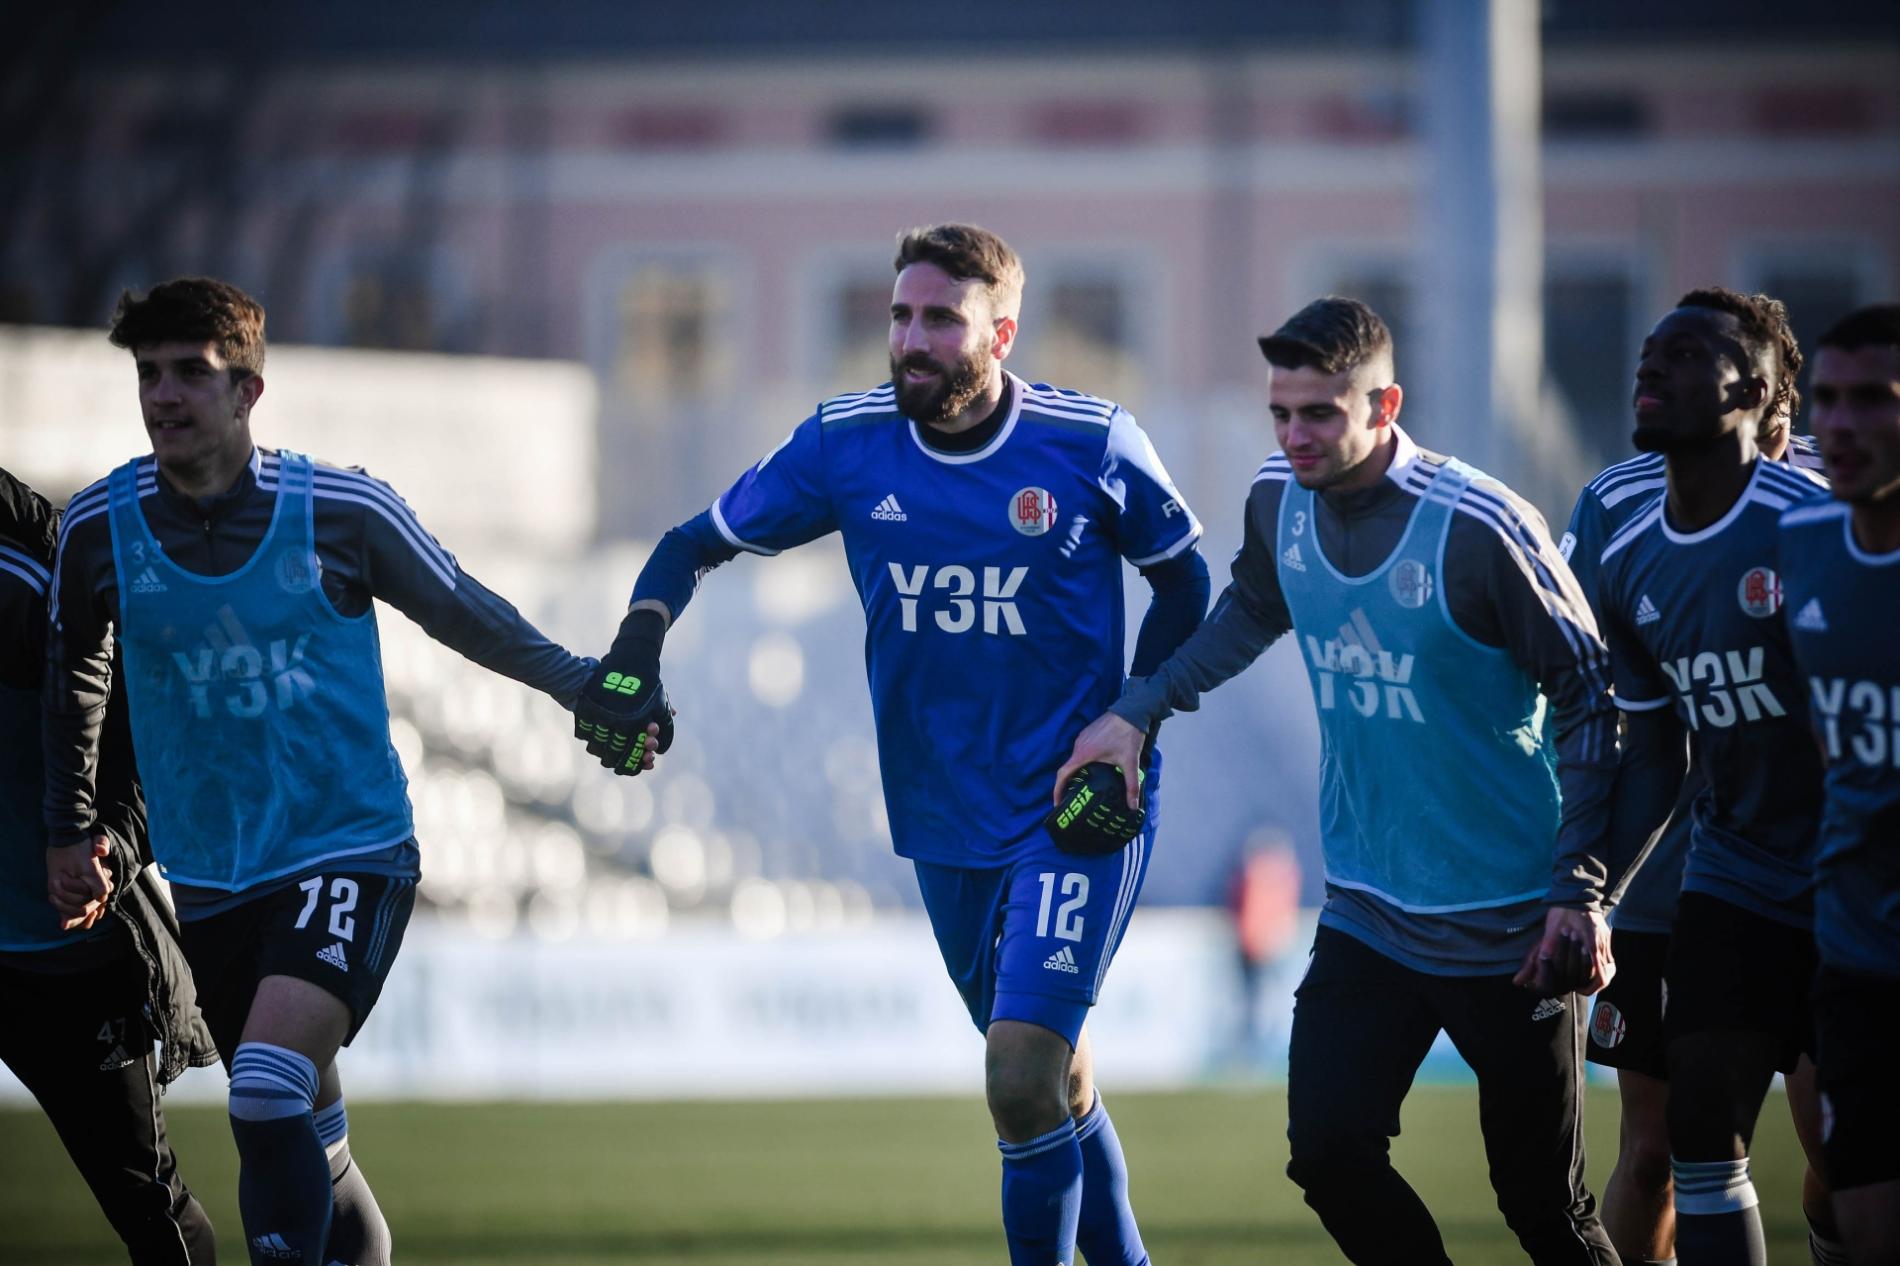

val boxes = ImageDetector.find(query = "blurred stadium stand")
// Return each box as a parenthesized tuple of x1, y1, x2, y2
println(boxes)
(383, 537, 1326, 936)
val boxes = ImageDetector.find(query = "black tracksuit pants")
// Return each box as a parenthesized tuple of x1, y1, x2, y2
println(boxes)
(0, 954, 215, 1264)
(1286, 925, 1619, 1266)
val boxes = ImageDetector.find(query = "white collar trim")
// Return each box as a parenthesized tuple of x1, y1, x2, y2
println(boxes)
(906, 372, 1023, 466)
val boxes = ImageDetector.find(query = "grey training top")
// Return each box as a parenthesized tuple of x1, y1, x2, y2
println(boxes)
(1113, 426, 1618, 974)
(43, 448, 593, 889)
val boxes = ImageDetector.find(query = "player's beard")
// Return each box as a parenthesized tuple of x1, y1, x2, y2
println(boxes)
(891, 349, 989, 425)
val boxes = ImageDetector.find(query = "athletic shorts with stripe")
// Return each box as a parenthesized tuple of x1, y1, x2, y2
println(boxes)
(179, 869, 417, 1057)
(914, 820, 1154, 1048)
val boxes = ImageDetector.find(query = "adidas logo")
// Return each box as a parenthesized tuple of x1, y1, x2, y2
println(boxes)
(315, 943, 350, 973)
(97, 1043, 134, 1071)
(250, 1233, 300, 1260)
(1531, 996, 1566, 1022)
(130, 567, 167, 594)
(1634, 594, 1661, 626)
(1281, 543, 1307, 573)
(870, 494, 908, 522)
(1794, 597, 1828, 633)
(1043, 946, 1080, 975)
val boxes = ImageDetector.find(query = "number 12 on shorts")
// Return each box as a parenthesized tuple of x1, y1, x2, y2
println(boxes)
(293, 876, 360, 940)
(1036, 871, 1088, 942)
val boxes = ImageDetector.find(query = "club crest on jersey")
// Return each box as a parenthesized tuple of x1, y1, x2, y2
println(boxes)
(1737, 566, 1781, 618)
(1010, 487, 1057, 537)
(1389, 560, 1433, 610)
(275, 549, 317, 594)
(1589, 1000, 1626, 1048)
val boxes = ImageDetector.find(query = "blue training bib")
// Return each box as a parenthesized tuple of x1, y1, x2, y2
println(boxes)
(108, 452, 412, 891)
(1278, 459, 1559, 912)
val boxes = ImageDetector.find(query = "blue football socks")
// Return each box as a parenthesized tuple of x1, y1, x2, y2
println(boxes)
(1076, 1092, 1149, 1266)
(228, 1042, 333, 1265)
(999, 1119, 1083, 1266)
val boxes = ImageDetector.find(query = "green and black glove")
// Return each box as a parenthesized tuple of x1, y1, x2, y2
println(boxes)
(1046, 762, 1147, 856)
(575, 608, 673, 776)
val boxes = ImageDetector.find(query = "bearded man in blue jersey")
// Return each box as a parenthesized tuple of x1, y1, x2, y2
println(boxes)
(575, 223, 1210, 1266)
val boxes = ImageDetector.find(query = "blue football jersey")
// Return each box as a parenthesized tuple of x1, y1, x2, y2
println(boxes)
(1598, 457, 1830, 928)
(708, 373, 1201, 867)
(1567, 438, 1823, 931)
(1780, 499, 1900, 978)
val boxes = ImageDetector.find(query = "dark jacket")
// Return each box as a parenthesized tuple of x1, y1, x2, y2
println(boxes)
(1, 466, 215, 1085)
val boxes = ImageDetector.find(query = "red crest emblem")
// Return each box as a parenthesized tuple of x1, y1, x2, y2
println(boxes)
(1589, 1001, 1626, 1049)
(1737, 566, 1781, 618)
(1010, 487, 1057, 536)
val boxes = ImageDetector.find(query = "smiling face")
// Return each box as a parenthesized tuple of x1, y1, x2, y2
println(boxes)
(887, 261, 1012, 426)
(134, 339, 261, 479)
(1269, 361, 1401, 492)
(1631, 306, 1767, 454)
(1810, 343, 1900, 507)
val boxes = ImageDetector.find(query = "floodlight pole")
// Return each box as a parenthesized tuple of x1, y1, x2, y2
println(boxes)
(1417, 0, 1547, 489)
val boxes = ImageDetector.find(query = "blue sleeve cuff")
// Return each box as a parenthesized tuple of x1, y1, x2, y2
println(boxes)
(1130, 547, 1210, 678)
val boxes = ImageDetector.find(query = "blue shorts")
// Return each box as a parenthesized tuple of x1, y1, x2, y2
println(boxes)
(914, 821, 1154, 1048)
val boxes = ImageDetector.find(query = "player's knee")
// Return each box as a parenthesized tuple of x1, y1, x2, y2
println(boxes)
(1066, 1067, 1095, 1121)
(1800, 1165, 1835, 1232)
(1665, 1079, 1747, 1161)
(986, 1059, 1066, 1141)
(1619, 1131, 1675, 1195)
(1286, 1125, 1386, 1198)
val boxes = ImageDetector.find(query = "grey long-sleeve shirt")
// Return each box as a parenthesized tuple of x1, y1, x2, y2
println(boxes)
(1113, 427, 1619, 974)
(44, 447, 592, 850)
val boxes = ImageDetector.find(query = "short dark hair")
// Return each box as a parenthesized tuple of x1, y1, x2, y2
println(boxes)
(108, 277, 266, 378)
(1676, 287, 1801, 424)
(1258, 296, 1394, 378)
(893, 223, 1025, 318)
(1817, 303, 1900, 354)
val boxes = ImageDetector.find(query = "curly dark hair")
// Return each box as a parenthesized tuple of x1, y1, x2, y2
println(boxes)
(108, 277, 266, 378)
(1677, 286, 1803, 427)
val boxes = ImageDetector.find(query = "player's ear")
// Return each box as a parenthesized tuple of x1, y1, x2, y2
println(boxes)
(1372, 381, 1403, 428)
(991, 314, 1017, 362)
(237, 372, 265, 418)
(1738, 373, 1768, 412)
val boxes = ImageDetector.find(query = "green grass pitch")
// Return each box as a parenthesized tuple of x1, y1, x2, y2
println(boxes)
(0, 1086, 1814, 1264)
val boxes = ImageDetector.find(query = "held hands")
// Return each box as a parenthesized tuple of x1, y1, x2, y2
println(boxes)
(46, 835, 114, 932)
(574, 652, 673, 776)
(1513, 905, 1615, 996)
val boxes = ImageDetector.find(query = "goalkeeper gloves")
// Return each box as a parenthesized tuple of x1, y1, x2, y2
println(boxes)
(1046, 762, 1147, 856)
(575, 608, 673, 776)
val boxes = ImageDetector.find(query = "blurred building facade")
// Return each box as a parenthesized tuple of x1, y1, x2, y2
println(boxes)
(4, 2, 1896, 535)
